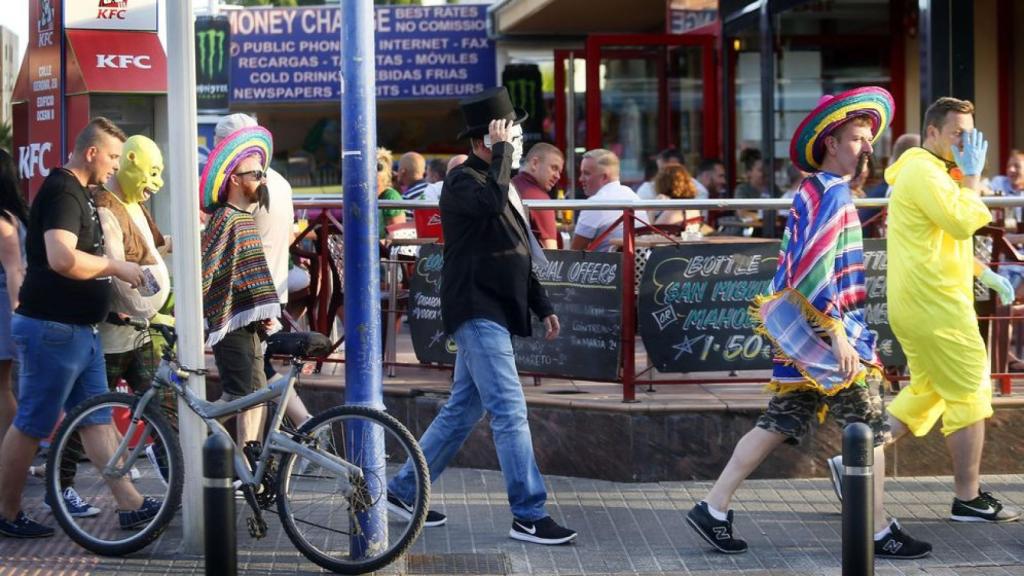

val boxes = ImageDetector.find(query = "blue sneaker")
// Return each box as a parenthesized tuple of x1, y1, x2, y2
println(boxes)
(119, 496, 162, 530)
(0, 511, 54, 538)
(44, 487, 101, 518)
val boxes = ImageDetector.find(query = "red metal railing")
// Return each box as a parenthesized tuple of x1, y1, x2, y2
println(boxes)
(289, 198, 1024, 401)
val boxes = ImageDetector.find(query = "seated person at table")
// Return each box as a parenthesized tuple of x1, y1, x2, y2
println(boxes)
(649, 164, 710, 239)
(376, 147, 405, 240)
(570, 149, 639, 252)
(511, 143, 564, 249)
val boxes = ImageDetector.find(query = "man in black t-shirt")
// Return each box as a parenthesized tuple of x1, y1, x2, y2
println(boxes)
(0, 118, 157, 539)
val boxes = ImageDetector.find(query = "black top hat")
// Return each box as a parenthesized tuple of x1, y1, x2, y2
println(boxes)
(456, 86, 529, 140)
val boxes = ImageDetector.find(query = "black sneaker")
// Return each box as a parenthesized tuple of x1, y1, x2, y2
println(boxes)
(509, 516, 577, 545)
(0, 511, 54, 538)
(119, 496, 162, 530)
(387, 493, 447, 527)
(951, 491, 1022, 523)
(874, 519, 932, 559)
(826, 454, 843, 502)
(686, 501, 748, 554)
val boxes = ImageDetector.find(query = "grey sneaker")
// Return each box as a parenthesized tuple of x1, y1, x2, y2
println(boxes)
(826, 454, 843, 502)
(951, 491, 1022, 523)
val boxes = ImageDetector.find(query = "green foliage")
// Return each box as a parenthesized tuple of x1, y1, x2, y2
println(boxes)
(0, 122, 11, 154)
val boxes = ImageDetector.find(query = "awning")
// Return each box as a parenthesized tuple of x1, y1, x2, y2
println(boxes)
(65, 30, 167, 95)
(490, 0, 666, 35)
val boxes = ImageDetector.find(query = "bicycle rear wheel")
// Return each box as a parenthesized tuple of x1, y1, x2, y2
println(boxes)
(277, 405, 429, 574)
(46, 392, 183, 556)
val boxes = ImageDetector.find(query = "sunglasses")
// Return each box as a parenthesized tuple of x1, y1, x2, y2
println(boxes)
(235, 169, 267, 180)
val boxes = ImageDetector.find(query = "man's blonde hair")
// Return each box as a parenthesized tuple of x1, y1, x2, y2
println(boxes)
(582, 148, 620, 179)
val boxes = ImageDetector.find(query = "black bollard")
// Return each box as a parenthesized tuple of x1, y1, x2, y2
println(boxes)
(842, 422, 874, 576)
(204, 434, 237, 576)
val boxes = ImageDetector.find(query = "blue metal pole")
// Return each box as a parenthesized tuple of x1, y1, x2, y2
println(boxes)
(341, 0, 386, 557)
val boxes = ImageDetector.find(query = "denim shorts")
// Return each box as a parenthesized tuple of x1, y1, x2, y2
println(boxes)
(0, 284, 13, 361)
(11, 314, 111, 439)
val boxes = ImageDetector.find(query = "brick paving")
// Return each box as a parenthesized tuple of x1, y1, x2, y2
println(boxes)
(2, 466, 1023, 575)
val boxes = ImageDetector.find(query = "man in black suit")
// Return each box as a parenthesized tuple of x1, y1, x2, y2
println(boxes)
(387, 87, 576, 545)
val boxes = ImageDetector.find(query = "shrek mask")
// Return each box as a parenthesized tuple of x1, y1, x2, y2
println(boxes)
(117, 135, 164, 204)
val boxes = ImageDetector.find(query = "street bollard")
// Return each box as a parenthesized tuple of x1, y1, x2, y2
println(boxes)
(204, 434, 237, 576)
(842, 422, 874, 576)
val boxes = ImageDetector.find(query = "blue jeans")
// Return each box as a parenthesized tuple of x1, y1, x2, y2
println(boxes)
(11, 314, 111, 439)
(388, 318, 547, 521)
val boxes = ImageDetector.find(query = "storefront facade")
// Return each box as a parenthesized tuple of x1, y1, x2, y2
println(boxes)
(491, 0, 1024, 193)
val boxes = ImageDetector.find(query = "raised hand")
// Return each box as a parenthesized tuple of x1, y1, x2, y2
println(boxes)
(952, 129, 988, 176)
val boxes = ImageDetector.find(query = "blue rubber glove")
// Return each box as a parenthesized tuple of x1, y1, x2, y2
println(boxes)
(951, 129, 988, 176)
(979, 268, 1015, 305)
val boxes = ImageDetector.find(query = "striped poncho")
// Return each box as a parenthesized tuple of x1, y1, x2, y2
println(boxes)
(201, 204, 280, 347)
(753, 172, 880, 394)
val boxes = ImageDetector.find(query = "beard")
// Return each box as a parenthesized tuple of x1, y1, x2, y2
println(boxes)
(255, 183, 270, 210)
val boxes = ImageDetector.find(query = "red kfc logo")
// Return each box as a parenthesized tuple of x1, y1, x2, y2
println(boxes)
(97, 0, 127, 20)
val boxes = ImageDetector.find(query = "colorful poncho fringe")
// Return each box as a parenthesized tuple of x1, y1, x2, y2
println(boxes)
(201, 204, 279, 347)
(750, 172, 882, 396)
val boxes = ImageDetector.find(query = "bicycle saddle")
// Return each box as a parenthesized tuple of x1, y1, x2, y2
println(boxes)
(266, 331, 332, 358)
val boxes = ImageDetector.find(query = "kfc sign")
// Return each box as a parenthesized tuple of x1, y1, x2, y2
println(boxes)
(96, 54, 152, 69)
(65, 0, 159, 31)
(18, 142, 54, 180)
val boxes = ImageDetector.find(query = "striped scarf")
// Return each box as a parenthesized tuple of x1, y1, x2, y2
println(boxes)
(201, 205, 279, 347)
(753, 172, 879, 394)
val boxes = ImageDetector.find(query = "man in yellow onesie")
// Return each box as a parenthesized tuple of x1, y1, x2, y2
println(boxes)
(881, 97, 1019, 522)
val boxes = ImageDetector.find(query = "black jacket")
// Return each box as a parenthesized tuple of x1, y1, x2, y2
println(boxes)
(439, 143, 553, 337)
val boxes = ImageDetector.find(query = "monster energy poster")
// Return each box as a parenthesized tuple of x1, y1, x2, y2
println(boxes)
(195, 15, 230, 112)
(503, 64, 545, 146)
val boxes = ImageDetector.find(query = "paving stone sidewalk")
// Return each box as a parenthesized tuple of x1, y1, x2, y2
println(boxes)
(2, 468, 1023, 575)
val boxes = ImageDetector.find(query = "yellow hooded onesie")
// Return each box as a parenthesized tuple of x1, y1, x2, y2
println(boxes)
(884, 147, 993, 436)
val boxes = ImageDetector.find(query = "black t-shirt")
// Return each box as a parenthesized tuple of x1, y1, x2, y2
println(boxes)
(18, 169, 112, 324)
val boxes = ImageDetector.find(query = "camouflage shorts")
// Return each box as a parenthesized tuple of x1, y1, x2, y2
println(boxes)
(756, 383, 890, 446)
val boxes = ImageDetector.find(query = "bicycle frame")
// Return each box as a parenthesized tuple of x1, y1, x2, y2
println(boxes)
(106, 355, 364, 495)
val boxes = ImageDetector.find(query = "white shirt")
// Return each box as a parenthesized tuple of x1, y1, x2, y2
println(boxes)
(252, 167, 294, 305)
(635, 180, 656, 201)
(97, 199, 171, 354)
(574, 181, 639, 252)
(422, 180, 444, 202)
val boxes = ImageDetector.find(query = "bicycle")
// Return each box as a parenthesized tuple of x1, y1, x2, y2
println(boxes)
(46, 320, 429, 575)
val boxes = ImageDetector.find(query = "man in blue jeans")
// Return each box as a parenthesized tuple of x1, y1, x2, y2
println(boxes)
(0, 117, 160, 538)
(387, 87, 576, 545)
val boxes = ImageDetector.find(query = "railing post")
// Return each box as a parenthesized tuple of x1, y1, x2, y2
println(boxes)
(316, 211, 331, 337)
(203, 434, 236, 576)
(621, 208, 637, 402)
(842, 422, 874, 576)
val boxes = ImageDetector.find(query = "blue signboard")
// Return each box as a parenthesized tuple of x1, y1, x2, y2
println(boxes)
(228, 5, 495, 103)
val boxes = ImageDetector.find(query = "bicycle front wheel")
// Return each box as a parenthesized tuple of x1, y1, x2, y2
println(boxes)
(47, 392, 183, 556)
(277, 405, 429, 574)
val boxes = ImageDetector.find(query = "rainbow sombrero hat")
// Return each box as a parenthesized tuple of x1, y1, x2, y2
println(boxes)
(199, 126, 272, 213)
(789, 86, 894, 173)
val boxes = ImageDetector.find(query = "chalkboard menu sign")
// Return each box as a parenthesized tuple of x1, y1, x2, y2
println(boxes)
(638, 240, 916, 373)
(408, 243, 457, 366)
(513, 251, 623, 380)
(638, 242, 778, 373)
(862, 239, 905, 366)
(408, 246, 623, 381)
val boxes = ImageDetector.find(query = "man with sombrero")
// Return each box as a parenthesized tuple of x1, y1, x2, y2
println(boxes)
(386, 87, 576, 545)
(836, 96, 1019, 523)
(686, 87, 931, 558)
(199, 125, 279, 447)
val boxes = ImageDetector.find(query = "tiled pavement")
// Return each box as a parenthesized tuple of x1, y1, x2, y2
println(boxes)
(2, 467, 1024, 575)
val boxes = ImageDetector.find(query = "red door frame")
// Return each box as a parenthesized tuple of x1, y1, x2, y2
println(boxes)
(582, 34, 719, 162)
